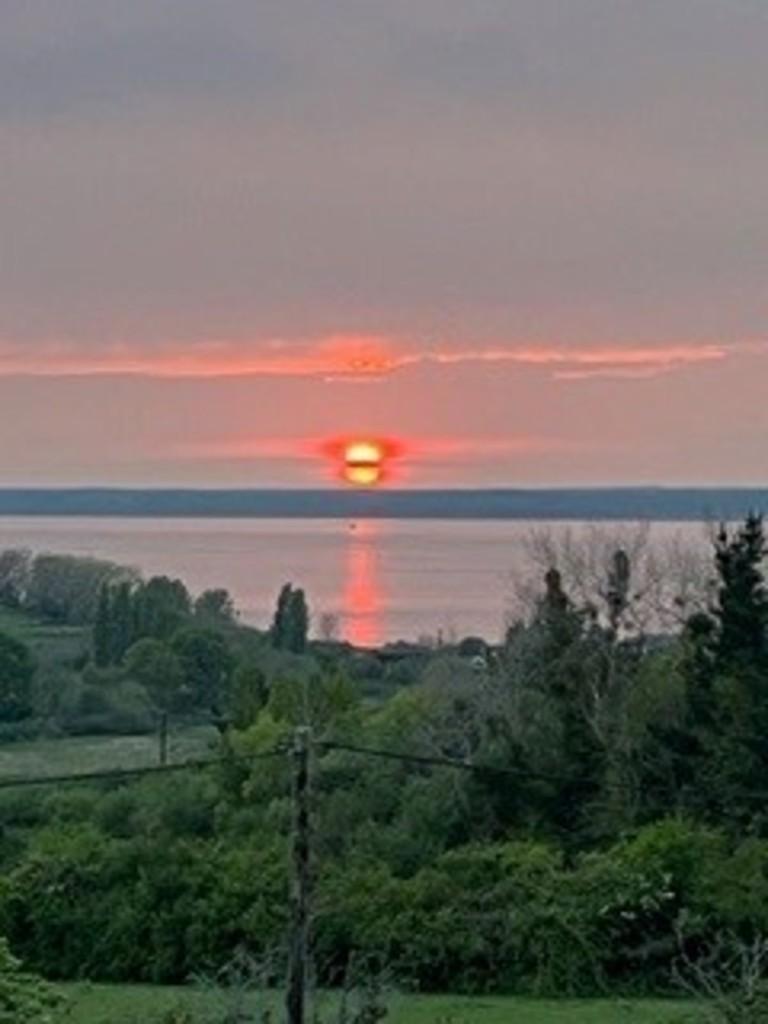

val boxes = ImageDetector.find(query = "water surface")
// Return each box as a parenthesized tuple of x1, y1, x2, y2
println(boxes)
(0, 517, 707, 645)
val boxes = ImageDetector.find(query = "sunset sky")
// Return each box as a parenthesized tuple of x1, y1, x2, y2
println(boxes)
(1, 1, 766, 487)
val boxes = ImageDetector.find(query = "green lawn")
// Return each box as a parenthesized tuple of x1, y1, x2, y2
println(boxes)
(0, 727, 217, 780)
(0, 604, 87, 664)
(61, 984, 692, 1023)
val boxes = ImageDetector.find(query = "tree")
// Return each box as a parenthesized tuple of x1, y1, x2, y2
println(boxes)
(24, 553, 133, 624)
(0, 937, 63, 1023)
(271, 583, 293, 649)
(133, 576, 191, 641)
(271, 584, 309, 654)
(171, 628, 234, 709)
(0, 549, 31, 609)
(710, 514, 768, 676)
(605, 548, 632, 635)
(286, 588, 309, 654)
(229, 661, 269, 729)
(92, 584, 112, 667)
(0, 631, 35, 722)
(317, 611, 340, 643)
(268, 670, 358, 730)
(668, 515, 768, 827)
(194, 588, 236, 626)
(111, 582, 135, 663)
(125, 638, 185, 712)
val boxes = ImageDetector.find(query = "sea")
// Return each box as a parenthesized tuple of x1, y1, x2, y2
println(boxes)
(0, 516, 715, 646)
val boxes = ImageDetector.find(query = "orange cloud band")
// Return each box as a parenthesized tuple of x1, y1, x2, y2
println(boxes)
(0, 335, 757, 381)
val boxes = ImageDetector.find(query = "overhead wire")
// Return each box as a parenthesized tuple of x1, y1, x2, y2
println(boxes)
(2, 733, 766, 806)
(0, 747, 285, 791)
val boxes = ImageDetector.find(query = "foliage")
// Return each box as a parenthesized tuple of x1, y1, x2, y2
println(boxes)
(0, 549, 31, 609)
(24, 553, 134, 625)
(271, 584, 309, 653)
(194, 590, 237, 627)
(674, 930, 768, 1024)
(0, 630, 35, 721)
(125, 638, 186, 711)
(228, 661, 268, 730)
(0, 937, 63, 1023)
(1, 516, 768, 1000)
(171, 629, 235, 710)
(134, 577, 192, 642)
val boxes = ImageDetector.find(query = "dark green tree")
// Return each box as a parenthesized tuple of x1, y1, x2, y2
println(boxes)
(286, 587, 309, 653)
(194, 588, 236, 626)
(0, 631, 35, 722)
(171, 628, 234, 709)
(711, 514, 768, 675)
(125, 638, 185, 712)
(92, 583, 112, 667)
(271, 583, 309, 653)
(270, 583, 293, 649)
(0, 937, 63, 1022)
(605, 548, 631, 635)
(229, 660, 269, 729)
(111, 582, 135, 664)
(133, 576, 191, 641)
(678, 514, 768, 826)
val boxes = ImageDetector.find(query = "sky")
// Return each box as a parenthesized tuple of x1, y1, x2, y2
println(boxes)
(1, 0, 766, 487)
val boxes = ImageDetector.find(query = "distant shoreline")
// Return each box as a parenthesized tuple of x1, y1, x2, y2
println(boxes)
(0, 487, 766, 521)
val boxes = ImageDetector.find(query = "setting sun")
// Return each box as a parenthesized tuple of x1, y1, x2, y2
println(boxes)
(343, 439, 384, 486)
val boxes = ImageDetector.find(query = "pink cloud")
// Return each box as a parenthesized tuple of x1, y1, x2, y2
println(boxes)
(0, 335, 757, 381)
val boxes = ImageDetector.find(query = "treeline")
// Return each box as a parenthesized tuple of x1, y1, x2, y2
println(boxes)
(0, 543, 330, 739)
(0, 548, 135, 624)
(0, 549, 270, 736)
(1, 516, 768, 996)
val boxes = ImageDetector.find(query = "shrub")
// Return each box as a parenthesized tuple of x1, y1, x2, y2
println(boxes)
(0, 937, 63, 1023)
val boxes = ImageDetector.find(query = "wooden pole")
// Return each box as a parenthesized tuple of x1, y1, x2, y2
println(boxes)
(158, 712, 168, 766)
(286, 726, 312, 1024)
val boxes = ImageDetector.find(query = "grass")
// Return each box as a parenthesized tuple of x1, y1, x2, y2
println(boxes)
(0, 604, 87, 665)
(0, 604, 217, 780)
(0, 726, 218, 780)
(60, 984, 691, 1024)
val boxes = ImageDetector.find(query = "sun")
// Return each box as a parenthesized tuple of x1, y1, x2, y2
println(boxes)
(343, 439, 384, 486)
(317, 435, 403, 486)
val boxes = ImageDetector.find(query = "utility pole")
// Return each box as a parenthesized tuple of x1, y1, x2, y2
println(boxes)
(286, 726, 312, 1024)
(158, 712, 168, 766)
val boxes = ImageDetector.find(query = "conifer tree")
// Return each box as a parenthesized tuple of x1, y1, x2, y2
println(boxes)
(286, 587, 309, 653)
(92, 583, 112, 666)
(110, 581, 134, 663)
(680, 514, 768, 824)
(711, 513, 768, 675)
(270, 583, 293, 649)
(271, 583, 309, 653)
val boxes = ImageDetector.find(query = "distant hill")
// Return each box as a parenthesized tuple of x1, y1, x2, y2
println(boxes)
(0, 487, 766, 520)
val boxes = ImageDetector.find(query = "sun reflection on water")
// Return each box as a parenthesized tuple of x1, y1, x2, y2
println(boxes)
(342, 520, 383, 648)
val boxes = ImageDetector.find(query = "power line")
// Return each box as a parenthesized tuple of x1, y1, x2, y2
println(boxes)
(319, 738, 623, 789)
(4, 733, 767, 805)
(318, 738, 768, 803)
(0, 747, 285, 792)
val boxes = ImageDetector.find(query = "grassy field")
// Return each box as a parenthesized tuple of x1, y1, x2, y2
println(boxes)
(0, 603, 217, 780)
(61, 984, 691, 1023)
(0, 604, 87, 664)
(0, 726, 218, 780)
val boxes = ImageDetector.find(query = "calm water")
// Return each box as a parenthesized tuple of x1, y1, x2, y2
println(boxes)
(0, 517, 706, 645)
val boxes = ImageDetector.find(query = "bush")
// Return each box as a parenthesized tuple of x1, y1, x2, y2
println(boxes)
(0, 631, 35, 722)
(0, 937, 63, 1022)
